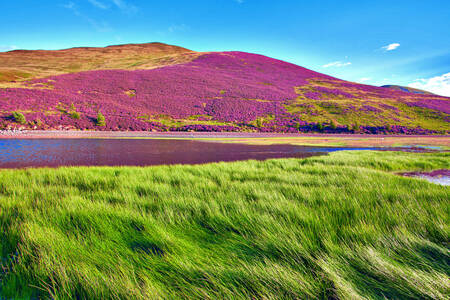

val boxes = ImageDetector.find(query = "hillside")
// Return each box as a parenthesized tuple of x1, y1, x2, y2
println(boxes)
(0, 43, 449, 133)
(0, 43, 196, 83)
(381, 85, 435, 95)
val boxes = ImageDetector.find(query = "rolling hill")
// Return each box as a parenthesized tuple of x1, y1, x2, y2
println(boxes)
(381, 85, 435, 95)
(0, 42, 196, 83)
(0, 43, 448, 134)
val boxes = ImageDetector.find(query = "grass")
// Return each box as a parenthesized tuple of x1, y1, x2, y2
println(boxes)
(288, 82, 450, 133)
(200, 136, 450, 149)
(0, 151, 449, 299)
(0, 43, 197, 86)
(80, 135, 450, 149)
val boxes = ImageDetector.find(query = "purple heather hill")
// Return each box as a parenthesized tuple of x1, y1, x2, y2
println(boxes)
(0, 51, 449, 132)
(1, 52, 335, 122)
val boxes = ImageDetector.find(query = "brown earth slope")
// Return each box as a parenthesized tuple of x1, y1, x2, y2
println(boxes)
(0, 42, 198, 84)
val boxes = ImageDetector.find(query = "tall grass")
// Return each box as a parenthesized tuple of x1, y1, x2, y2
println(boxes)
(0, 151, 448, 299)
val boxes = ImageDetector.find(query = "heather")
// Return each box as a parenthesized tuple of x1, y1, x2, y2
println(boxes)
(405, 99, 450, 114)
(0, 151, 449, 299)
(0, 51, 449, 133)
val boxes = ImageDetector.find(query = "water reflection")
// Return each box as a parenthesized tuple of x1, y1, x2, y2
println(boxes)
(0, 139, 375, 168)
(401, 170, 450, 186)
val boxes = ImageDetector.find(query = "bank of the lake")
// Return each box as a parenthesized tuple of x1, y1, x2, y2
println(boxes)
(0, 138, 396, 168)
(1, 130, 450, 149)
(0, 151, 448, 299)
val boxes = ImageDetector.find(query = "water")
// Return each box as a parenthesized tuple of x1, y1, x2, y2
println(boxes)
(414, 175, 450, 186)
(0, 139, 379, 168)
(401, 170, 450, 186)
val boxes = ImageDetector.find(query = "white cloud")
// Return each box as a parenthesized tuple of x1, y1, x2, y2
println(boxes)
(112, 0, 138, 14)
(359, 77, 371, 82)
(322, 61, 352, 68)
(63, 1, 75, 9)
(408, 72, 450, 97)
(86, 0, 137, 14)
(88, 0, 109, 9)
(382, 43, 400, 51)
(63, 2, 112, 32)
(0, 45, 18, 52)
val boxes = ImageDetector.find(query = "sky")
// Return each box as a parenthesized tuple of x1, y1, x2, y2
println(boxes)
(1, 0, 449, 96)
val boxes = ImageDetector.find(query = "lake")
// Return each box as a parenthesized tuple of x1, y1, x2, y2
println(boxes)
(0, 139, 379, 168)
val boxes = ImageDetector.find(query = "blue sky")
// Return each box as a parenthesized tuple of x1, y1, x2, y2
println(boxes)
(1, 0, 449, 95)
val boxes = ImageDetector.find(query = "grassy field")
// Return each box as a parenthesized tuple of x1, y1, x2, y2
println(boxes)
(0, 151, 449, 299)
(200, 135, 450, 148)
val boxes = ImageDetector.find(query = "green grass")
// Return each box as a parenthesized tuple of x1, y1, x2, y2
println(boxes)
(0, 151, 449, 299)
(12, 111, 27, 125)
(285, 96, 450, 133)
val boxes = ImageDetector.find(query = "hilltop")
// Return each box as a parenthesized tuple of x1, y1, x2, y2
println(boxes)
(0, 43, 448, 134)
(0, 42, 196, 82)
(381, 85, 435, 95)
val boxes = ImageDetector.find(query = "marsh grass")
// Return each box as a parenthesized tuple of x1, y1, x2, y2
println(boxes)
(0, 151, 448, 299)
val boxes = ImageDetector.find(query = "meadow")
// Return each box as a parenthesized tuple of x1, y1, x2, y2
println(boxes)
(0, 151, 449, 299)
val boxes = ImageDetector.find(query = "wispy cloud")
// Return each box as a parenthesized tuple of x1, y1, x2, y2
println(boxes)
(382, 43, 400, 51)
(408, 72, 450, 97)
(157, 24, 190, 36)
(87, 0, 138, 14)
(359, 77, 371, 82)
(63, 2, 112, 32)
(0, 45, 18, 52)
(88, 0, 109, 9)
(235, 0, 244, 3)
(63, 2, 75, 9)
(323, 61, 351, 68)
(112, 0, 138, 14)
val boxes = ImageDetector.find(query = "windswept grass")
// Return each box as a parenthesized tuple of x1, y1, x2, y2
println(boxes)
(0, 151, 449, 299)
(199, 135, 450, 148)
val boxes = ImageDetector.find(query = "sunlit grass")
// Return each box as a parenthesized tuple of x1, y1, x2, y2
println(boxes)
(0, 151, 449, 299)
(78, 135, 450, 149)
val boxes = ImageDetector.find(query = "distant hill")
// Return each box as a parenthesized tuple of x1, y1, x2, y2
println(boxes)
(0, 42, 196, 82)
(381, 85, 435, 95)
(0, 43, 448, 134)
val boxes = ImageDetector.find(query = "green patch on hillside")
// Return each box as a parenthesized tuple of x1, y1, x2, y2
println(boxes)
(138, 114, 231, 128)
(0, 70, 33, 82)
(285, 97, 449, 132)
(0, 151, 449, 299)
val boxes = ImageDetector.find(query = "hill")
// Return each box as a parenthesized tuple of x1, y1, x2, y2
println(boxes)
(0, 43, 449, 134)
(0, 42, 196, 83)
(381, 85, 435, 95)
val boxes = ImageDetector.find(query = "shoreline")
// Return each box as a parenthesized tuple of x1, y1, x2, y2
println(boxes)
(1, 130, 450, 138)
(1, 130, 449, 148)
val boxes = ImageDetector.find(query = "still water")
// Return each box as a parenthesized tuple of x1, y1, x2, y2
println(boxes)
(0, 139, 378, 168)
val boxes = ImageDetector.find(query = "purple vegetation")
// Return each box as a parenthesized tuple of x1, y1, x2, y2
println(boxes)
(379, 103, 400, 112)
(359, 105, 382, 113)
(405, 99, 450, 114)
(313, 86, 356, 99)
(0, 51, 448, 133)
(1, 52, 332, 130)
(171, 124, 241, 132)
(303, 91, 322, 100)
